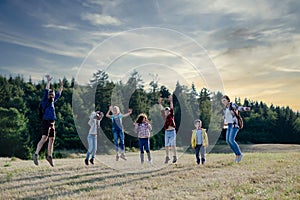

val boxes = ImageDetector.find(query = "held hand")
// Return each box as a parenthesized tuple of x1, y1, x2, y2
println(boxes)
(168, 95, 173, 102)
(128, 108, 132, 114)
(109, 105, 113, 111)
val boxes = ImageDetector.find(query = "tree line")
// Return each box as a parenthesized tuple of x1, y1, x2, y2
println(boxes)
(0, 71, 299, 159)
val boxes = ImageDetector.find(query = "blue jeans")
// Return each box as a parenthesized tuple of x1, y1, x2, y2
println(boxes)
(86, 134, 97, 159)
(139, 138, 150, 153)
(226, 123, 242, 156)
(113, 128, 125, 153)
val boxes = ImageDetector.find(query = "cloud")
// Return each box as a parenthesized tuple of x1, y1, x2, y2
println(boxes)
(42, 24, 77, 31)
(211, 32, 300, 111)
(276, 67, 300, 73)
(82, 0, 122, 11)
(1, 0, 300, 111)
(0, 31, 86, 58)
(81, 13, 121, 26)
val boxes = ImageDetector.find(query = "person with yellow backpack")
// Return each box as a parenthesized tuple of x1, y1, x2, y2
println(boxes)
(191, 119, 209, 165)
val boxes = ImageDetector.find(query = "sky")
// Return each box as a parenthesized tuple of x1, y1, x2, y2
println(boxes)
(0, 0, 299, 112)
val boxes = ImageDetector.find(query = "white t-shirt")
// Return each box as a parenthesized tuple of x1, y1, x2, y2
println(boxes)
(88, 119, 100, 135)
(88, 112, 101, 135)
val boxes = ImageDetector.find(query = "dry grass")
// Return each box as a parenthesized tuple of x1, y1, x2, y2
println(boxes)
(0, 144, 300, 200)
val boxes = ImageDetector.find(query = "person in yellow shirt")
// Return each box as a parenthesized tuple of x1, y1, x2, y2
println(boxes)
(191, 119, 208, 165)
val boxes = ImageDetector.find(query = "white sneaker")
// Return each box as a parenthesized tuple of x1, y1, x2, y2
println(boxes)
(120, 154, 127, 160)
(236, 155, 243, 163)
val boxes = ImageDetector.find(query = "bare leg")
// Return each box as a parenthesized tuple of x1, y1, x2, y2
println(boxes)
(172, 146, 177, 163)
(45, 137, 55, 167)
(172, 146, 177, 157)
(35, 135, 48, 155)
(164, 146, 171, 163)
(165, 146, 169, 157)
(48, 137, 55, 156)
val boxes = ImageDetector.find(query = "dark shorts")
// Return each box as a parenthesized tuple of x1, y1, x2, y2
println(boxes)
(42, 120, 56, 137)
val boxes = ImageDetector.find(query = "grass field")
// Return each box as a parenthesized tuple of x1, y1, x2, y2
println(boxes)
(0, 144, 300, 200)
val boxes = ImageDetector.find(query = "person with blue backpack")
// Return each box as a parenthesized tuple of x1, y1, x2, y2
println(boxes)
(221, 95, 250, 163)
(33, 75, 63, 167)
(106, 105, 132, 161)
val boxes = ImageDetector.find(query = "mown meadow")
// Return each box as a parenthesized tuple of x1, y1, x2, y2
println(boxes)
(1, 144, 299, 199)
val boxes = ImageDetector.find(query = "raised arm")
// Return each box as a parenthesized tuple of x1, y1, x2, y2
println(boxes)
(147, 122, 152, 131)
(239, 106, 251, 112)
(99, 112, 104, 121)
(45, 75, 52, 90)
(134, 123, 139, 133)
(123, 108, 132, 117)
(158, 97, 165, 118)
(58, 79, 63, 95)
(168, 95, 174, 109)
(236, 105, 251, 112)
(232, 103, 250, 112)
(106, 106, 113, 118)
(158, 97, 163, 110)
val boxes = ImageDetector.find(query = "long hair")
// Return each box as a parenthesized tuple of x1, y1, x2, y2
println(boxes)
(135, 113, 148, 124)
(113, 106, 120, 114)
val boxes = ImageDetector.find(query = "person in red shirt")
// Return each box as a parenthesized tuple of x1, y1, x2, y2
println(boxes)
(158, 95, 177, 164)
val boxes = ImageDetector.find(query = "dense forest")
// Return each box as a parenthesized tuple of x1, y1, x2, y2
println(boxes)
(0, 71, 299, 159)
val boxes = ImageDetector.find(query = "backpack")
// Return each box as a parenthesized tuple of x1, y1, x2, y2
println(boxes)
(38, 101, 50, 120)
(229, 103, 244, 129)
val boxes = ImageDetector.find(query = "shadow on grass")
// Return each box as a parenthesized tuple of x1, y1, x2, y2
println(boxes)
(1, 159, 193, 199)
(28, 165, 192, 199)
(1, 167, 112, 191)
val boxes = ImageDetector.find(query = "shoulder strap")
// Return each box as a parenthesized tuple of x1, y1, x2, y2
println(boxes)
(229, 102, 238, 116)
(229, 103, 240, 129)
(229, 102, 233, 111)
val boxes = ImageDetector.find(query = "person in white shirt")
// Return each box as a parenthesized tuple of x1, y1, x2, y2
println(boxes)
(85, 111, 103, 165)
(221, 95, 250, 163)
